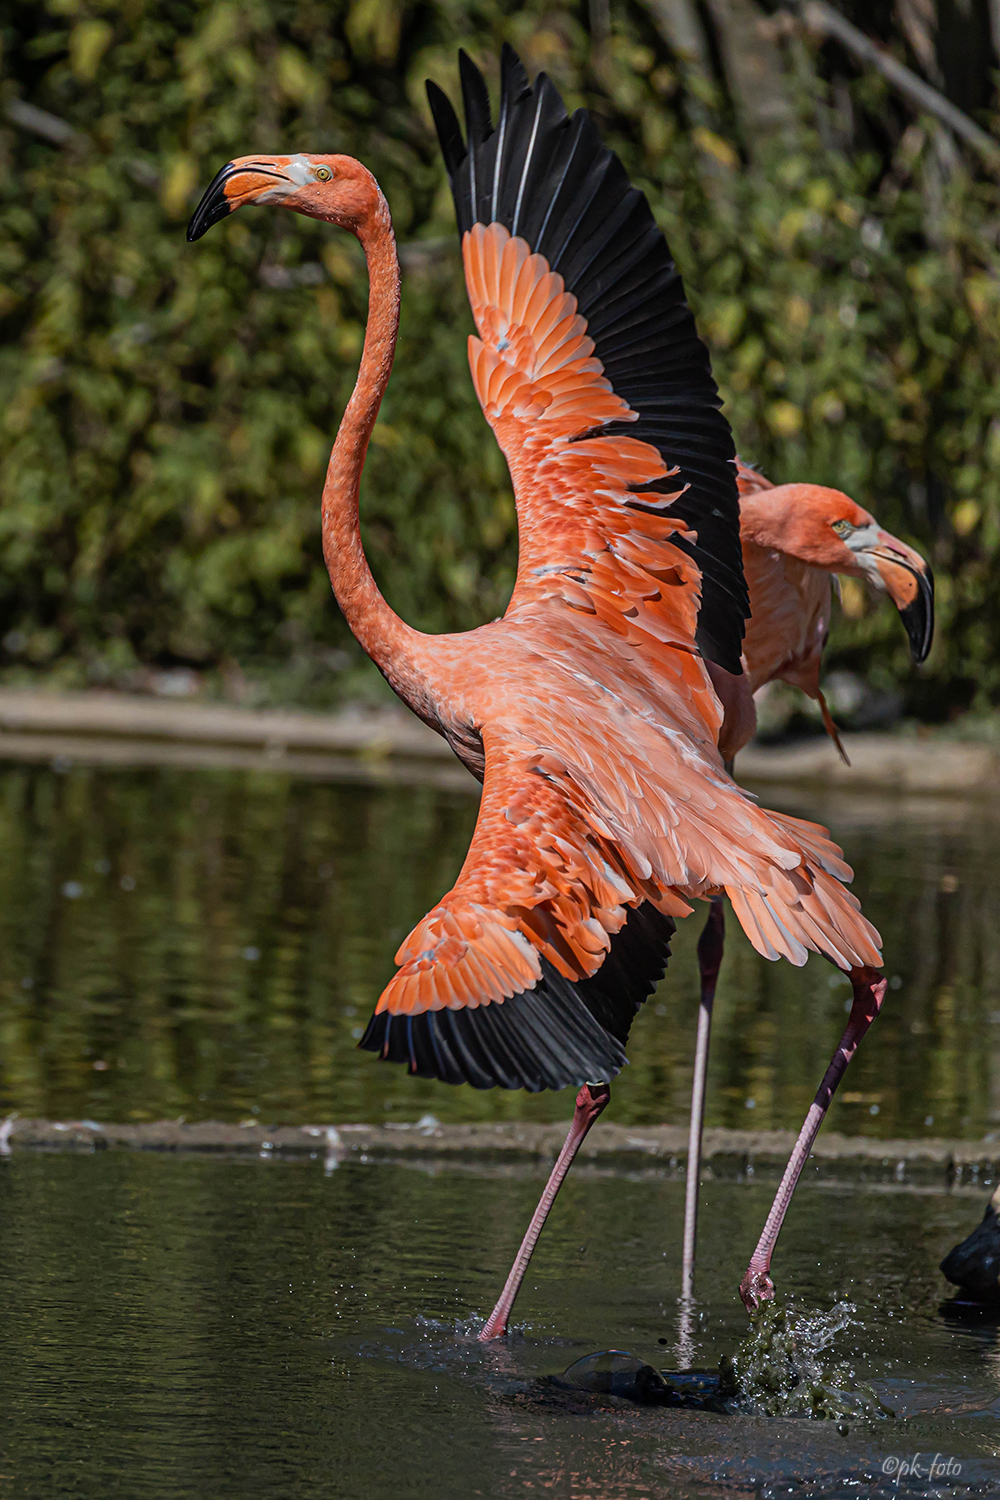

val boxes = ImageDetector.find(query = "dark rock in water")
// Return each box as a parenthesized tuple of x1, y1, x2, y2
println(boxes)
(557, 1351, 670, 1403)
(537, 1309, 893, 1421)
(546, 1351, 730, 1411)
(941, 1185, 1000, 1302)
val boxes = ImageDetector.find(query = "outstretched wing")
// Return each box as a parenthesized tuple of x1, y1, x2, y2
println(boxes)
(427, 47, 748, 674)
(359, 728, 678, 1092)
(359, 715, 882, 1092)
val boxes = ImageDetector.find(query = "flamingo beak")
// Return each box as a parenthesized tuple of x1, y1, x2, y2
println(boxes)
(187, 159, 293, 242)
(864, 532, 935, 663)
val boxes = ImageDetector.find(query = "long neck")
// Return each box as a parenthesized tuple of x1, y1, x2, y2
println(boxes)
(321, 193, 424, 697)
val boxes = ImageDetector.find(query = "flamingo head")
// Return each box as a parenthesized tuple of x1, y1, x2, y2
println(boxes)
(742, 483, 935, 664)
(187, 153, 381, 241)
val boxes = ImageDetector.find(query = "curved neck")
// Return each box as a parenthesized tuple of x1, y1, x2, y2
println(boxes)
(321, 192, 424, 697)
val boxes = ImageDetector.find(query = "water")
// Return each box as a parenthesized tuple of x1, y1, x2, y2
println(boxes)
(0, 759, 996, 1136)
(2, 756, 1000, 1495)
(1, 1151, 999, 1497)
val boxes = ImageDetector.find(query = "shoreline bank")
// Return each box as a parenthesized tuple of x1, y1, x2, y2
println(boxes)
(4, 1115, 998, 1187)
(0, 688, 996, 795)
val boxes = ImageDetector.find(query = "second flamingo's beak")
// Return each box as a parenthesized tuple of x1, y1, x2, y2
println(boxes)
(187, 159, 293, 242)
(865, 532, 935, 663)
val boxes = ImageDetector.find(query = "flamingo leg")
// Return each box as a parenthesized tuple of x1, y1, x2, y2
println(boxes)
(681, 895, 725, 1300)
(739, 964, 887, 1312)
(478, 1081, 610, 1342)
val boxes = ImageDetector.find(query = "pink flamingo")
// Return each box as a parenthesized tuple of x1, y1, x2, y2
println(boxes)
(680, 459, 933, 1297)
(189, 47, 888, 1338)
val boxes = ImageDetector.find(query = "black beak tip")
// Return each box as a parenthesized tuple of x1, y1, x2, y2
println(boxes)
(900, 566, 935, 664)
(186, 197, 231, 243)
(186, 162, 238, 243)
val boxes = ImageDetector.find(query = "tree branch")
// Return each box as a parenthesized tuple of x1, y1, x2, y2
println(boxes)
(5, 98, 86, 149)
(4, 99, 160, 185)
(798, 0, 1000, 169)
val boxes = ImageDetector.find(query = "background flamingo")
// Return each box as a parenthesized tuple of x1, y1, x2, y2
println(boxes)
(681, 462, 934, 1298)
(188, 46, 887, 1339)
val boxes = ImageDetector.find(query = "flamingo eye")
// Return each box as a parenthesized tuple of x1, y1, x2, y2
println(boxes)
(315, 165, 333, 182)
(832, 519, 854, 537)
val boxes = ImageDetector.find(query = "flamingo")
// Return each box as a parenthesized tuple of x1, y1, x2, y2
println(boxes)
(718, 458, 934, 769)
(680, 460, 934, 1298)
(188, 46, 887, 1338)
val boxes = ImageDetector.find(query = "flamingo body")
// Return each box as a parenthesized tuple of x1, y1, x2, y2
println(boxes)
(188, 45, 892, 1322)
(683, 461, 933, 1294)
(738, 459, 933, 696)
(712, 461, 934, 762)
(188, 52, 881, 1092)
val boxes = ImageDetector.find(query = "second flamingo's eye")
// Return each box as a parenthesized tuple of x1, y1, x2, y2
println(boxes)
(832, 519, 854, 538)
(315, 165, 333, 182)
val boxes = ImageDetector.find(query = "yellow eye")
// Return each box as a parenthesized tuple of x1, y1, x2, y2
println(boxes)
(315, 165, 333, 182)
(832, 519, 854, 537)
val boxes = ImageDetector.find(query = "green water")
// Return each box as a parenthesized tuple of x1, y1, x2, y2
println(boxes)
(1, 1151, 999, 1498)
(2, 757, 1000, 1497)
(0, 758, 995, 1136)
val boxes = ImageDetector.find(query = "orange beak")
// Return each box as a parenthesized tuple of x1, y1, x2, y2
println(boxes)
(866, 531, 935, 663)
(187, 158, 293, 241)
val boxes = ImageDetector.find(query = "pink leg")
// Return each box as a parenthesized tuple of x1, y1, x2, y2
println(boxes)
(479, 1082, 610, 1342)
(681, 896, 725, 1300)
(739, 965, 887, 1312)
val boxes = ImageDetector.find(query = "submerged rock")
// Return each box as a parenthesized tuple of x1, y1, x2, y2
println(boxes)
(545, 1350, 730, 1411)
(538, 1304, 894, 1422)
(941, 1184, 1000, 1302)
(557, 1351, 672, 1403)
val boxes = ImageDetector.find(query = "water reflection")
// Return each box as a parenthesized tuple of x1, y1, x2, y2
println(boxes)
(0, 758, 996, 1136)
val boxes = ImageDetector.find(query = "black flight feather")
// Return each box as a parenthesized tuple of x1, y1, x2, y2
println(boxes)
(359, 902, 675, 1092)
(426, 47, 748, 674)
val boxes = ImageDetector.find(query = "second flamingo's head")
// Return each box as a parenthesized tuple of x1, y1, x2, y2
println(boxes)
(187, 153, 382, 241)
(741, 482, 935, 663)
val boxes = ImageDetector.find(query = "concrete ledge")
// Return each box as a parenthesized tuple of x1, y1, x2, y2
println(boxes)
(0, 690, 446, 757)
(0, 688, 995, 794)
(4, 1117, 998, 1185)
(0, 690, 478, 790)
(737, 734, 1000, 795)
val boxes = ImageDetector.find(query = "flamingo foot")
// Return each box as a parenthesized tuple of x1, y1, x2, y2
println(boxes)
(739, 1267, 775, 1313)
(478, 1304, 509, 1342)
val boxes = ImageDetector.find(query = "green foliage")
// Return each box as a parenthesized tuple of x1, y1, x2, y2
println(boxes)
(1, 0, 997, 712)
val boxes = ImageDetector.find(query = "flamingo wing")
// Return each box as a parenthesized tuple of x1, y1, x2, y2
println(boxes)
(359, 711, 882, 1089)
(427, 48, 748, 675)
(359, 727, 677, 1091)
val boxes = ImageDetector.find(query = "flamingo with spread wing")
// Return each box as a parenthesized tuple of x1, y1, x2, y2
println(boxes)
(188, 47, 889, 1337)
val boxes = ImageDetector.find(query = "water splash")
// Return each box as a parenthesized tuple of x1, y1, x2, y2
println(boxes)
(720, 1298, 894, 1420)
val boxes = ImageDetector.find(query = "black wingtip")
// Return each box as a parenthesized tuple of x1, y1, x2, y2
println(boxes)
(459, 47, 494, 146)
(499, 42, 531, 103)
(358, 904, 675, 1092)
(426, 78, 467, 176)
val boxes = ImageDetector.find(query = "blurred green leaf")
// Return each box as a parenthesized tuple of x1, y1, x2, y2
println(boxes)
(0, 0, 997, 719)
